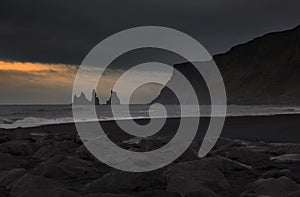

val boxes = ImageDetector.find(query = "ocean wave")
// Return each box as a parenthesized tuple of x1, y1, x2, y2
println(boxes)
(0, 118, 14, 124)
(1, 105, 300, 129)
(0, 117, 74, 129)
(0, 116, 151, 129)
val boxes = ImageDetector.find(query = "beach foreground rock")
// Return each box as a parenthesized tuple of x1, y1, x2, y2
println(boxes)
(83, 170, 166, 194)
(1, 128, 300, 197)
(0, 153, 26, 171)
(166, 159, 231, 196)
(242, 176, 300, 197)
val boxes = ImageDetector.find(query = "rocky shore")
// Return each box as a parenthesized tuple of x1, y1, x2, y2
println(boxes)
(1, 124, 300, 197)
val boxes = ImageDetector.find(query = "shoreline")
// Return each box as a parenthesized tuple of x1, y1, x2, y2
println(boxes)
(1, 113, 300, 143)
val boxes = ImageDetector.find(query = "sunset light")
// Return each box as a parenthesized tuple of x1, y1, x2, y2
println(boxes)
(0, 61, 76, 73)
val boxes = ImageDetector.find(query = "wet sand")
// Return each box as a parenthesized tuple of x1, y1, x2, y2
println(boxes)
(2, 114, 300, 143)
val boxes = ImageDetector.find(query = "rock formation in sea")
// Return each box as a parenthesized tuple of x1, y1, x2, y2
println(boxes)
(106, 90, 121, 105)
(73, 89, 100, 105)
(91, 89, 100, 105)
(152, 25, 300, 105)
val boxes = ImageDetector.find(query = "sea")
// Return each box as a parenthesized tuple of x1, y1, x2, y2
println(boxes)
(0, 105, 300, 129)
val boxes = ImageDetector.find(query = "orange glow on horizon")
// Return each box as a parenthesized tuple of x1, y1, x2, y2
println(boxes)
(0, 60, 166, 104)
(0, 61, 75, 72)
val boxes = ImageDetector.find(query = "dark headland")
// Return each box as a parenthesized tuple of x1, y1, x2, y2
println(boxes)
(153, 25, 300, 105)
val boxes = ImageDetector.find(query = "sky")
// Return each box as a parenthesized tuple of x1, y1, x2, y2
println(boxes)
(0, 0, 300, 104)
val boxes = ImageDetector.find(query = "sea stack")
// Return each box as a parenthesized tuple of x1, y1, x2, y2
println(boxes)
(106, 90, 121, 105)
(73, 92, 91, 105)
(91, 89, 100, 105)
(73, 89, 100, 105)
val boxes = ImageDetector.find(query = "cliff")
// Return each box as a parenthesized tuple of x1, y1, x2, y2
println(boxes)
(153, 25, 300, 105)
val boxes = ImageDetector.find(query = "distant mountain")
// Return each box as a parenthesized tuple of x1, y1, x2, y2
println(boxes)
(153, 25, 300, 105)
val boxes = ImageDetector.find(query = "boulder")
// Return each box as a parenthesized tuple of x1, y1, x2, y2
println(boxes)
(271, 154, 300, 163)
(32, 163, 74, 180)
(0, 133, 11, 144)
(166, 159, 231, 196)
(74, 134, 83, 145)
(38, 155, 108, 181)
(268, 143, 300, 155)
(38, 154, 66, 165)
(83, 170, 166, 194)
(60, 156, 110, 176)
(76, 145, 96, 161)
(224, 146, 270, 167)
(287, 190, 300, 197)
(267, 154, 300, 185)
(85, 194, 134, 197)
(33, 144, 65, 160)
(213, 138, 248, 151)
(55, 133, 77, 142)
(137, 190, 181, 197)
(0, 140, 37, 156)
(85, 191, 180, 197)
(35, 133, 55, 145)
(0, 186, 9, 196)
(10, 174, 65, 197)
(242, 176, 300, 197)
(200, 156, 257, 193)
(17, 188, 81, 197)
(262, 169, 294, 180)
(184, 188, 218, 197)
(177, 138, 247, 163)
(175, 141, 201, 163)
(122, 137, 167, 152)
(172, 156, 256, 195)
(60, 156, 94, 168)
(0, 153, 26, 171)
(193, 156, 253, 172)
(0, 168, 26, 189)
(56, 140, 79, 153)
(285, 164, 300, 184)
(33, 140, 78, 161)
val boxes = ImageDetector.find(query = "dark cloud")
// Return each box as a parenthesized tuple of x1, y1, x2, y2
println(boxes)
(0, 0, 300, 65)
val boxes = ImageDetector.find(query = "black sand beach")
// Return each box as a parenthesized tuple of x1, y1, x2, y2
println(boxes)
(0, 114, 300, 196)
(3, 114, 300, 143)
